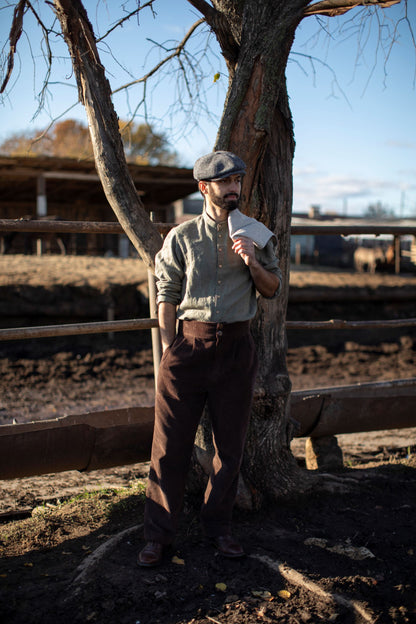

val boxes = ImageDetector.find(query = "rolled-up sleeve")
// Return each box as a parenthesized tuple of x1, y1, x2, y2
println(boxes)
(256, 238, 282, 299)
(155, 230, 184, 306)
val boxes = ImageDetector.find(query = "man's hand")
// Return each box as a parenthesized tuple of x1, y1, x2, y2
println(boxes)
(158, 302, 177, 352)
(231, 236, 257, 267)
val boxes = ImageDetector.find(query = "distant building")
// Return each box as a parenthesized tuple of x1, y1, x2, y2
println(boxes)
(0, 155, 196, 256)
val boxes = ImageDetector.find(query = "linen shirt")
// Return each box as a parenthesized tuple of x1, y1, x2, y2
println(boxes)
(155, 211, 282, 323)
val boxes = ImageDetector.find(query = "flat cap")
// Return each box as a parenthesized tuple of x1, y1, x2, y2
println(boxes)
(193, 151, 246, 181)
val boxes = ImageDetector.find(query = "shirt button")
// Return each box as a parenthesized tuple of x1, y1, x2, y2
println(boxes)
(217, 330, 223, 336)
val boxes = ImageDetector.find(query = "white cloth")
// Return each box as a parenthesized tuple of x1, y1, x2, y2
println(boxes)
(228, 209, 276, 249)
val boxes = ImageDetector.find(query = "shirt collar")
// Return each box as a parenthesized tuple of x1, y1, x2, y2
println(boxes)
(203, 208, 228, 229)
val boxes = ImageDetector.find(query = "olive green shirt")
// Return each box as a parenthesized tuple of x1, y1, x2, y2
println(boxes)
(155, 211, 282, 323)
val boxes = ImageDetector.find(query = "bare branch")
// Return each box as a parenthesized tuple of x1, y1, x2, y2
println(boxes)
(112, 18, 205, 94)
(26, 1, 55, 115)
(304, 0, 401, 18)
(0, 0, 27, 93)
(96, 0, 156, 43)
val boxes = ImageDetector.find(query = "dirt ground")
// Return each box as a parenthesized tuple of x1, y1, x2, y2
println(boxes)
(0, 255, 416, 623)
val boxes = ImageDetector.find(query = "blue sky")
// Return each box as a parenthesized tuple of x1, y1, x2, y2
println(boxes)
(0, 0, 415, 217)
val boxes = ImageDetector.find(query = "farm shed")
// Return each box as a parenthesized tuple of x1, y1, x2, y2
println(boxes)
(0, 155, 196, 255)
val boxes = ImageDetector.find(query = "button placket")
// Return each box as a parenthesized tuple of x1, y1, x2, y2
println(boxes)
(215, 223, 227, 314)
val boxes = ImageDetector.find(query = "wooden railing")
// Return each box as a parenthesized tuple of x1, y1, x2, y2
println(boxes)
(0, 217, 415, 481)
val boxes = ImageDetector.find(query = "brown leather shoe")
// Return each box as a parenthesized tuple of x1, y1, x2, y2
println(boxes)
(137, 541, 164, 567)
(213, 535, 245, 558)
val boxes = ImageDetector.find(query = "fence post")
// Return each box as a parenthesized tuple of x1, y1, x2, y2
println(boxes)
(148, 212, 162, 390)
(394, 235, 401, 275)
(36, 175, 47, 256)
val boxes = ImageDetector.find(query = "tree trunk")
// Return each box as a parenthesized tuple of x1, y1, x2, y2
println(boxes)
(52, 0, 162, 270)
(196, 1, 310, 502)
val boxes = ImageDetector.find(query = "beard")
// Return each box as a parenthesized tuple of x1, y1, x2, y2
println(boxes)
(209, 190, 240, 212)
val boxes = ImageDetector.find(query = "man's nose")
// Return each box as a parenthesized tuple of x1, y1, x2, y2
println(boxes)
(228, 181, 240, 193)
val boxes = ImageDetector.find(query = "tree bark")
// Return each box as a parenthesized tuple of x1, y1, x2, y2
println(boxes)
(52, 0, 162, 270)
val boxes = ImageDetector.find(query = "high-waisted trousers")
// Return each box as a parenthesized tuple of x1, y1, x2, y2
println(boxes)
(144, 319, 258, 544)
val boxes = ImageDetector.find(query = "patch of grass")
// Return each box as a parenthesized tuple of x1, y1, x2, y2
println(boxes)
(0, 482, 146, 558)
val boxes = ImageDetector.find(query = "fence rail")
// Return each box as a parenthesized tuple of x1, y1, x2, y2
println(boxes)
(1, 218, 416, 236)
(1, 317, 416, 342)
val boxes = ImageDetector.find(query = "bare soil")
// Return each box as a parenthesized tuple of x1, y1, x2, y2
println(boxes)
(0, 255, 416, 623)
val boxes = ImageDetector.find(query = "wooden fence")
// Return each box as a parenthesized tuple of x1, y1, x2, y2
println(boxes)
(0, 218, 415, 480)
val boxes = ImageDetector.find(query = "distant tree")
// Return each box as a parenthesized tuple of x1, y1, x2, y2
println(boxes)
(119, 121, 178, 166)
(0, 118, 178, 165)
(364, 202, 395, 219)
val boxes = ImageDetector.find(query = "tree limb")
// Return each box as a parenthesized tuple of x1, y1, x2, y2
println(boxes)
(0, 0, 27, 94)
(187, 0, 239, 65)
(187, 0, 218, 25)
(52, 0, 162, 269)
(304, 0, 401, 18)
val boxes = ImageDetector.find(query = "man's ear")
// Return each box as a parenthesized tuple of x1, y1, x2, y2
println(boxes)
(199, 181, 208, 196)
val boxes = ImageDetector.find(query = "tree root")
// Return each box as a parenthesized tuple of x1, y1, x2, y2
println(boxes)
(251, 553, 375, 623)
(68, 523, 143, 597)
(284, 469, 383, 497)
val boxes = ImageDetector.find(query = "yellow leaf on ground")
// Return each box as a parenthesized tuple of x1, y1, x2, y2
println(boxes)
(171, 555, 185, 565)
(215, 582, 227, 592)
(278, 589, 291, 600)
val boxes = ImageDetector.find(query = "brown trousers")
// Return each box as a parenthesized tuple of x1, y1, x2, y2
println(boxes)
(144, 320, 258, 544)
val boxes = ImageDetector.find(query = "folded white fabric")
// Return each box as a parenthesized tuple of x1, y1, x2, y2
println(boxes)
(228, 209, 276, 249)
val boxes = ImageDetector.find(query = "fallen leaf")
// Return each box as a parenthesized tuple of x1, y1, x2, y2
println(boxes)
(278, 589, 291, 600)
(215, 582, 227, 592)
(23, 563, 33, 568)
(252, 590, 272, 599)
(171, 555, 185, 565)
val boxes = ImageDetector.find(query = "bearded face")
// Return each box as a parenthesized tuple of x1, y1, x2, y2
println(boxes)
(205, 177, 241, 212)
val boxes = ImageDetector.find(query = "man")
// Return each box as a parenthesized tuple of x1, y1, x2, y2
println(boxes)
(138, 151, 281, 567)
